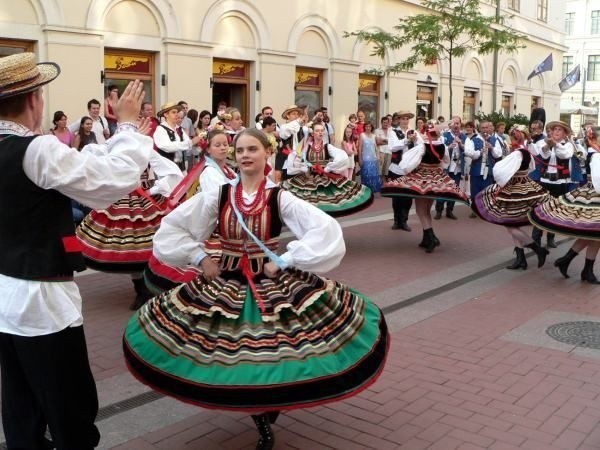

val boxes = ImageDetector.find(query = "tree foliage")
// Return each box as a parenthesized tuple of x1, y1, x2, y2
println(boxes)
(474, 112, 529, 130)
(344, 0, 526, 117)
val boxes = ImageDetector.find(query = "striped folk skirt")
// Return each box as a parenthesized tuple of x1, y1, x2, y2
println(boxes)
(381, 164, 469, 204)
(282, 173, 373, 217)
(123, 268, 389, 412)
(528, 178, 600, 240)
(76, 191, 167, 273)
(472, 171, 549, 227)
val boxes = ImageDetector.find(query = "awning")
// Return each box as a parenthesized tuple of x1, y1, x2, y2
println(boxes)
(560, 99, 598, 115)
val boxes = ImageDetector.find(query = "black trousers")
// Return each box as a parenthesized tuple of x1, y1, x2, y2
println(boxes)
(0, 326, 100, 450)
(387, 171, 413, 224)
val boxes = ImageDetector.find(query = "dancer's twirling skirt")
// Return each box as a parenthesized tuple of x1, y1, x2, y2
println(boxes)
(381, 164, 469, 204)
(282, 173, 373, 217)
(143, 238, 222, 294)
(76, 192, 167, 273)
(472, 170, 549, 227)
(528, 178, 600, 240)
(123, 270, 389, 412)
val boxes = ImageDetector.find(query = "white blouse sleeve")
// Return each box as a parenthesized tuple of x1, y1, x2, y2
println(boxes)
(492, 150, 522, 188)
(147, 152, 184, 196)
(278, 190, 345, 273)
(590, 153, 600, 193)
(153, 125, 192, 153)
(23, 131, 152, 209)
(200, 165, 227, 192)
(152, 188, 220, 267)
(324, 144, 349, 173)
(399, 143, 426, 174)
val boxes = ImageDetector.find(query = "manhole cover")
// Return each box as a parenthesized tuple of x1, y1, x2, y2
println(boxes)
(546, 321, 600, 349)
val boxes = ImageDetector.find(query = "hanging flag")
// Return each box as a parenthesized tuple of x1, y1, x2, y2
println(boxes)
(558, 64, 581, 92)
(527, 53, 553, 80)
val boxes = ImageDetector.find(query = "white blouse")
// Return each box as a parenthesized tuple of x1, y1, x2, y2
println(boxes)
(199, 164, 232, 193)
(286, 142, 349, 175)
(590, 152, 600, 193)
(153, 179, 346, 274)
(153, 122, 192, 153)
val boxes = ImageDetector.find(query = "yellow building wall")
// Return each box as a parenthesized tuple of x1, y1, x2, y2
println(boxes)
(0, 0, 566, 129)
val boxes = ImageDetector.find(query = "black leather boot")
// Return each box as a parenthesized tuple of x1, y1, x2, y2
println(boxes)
(446, 210, 458, 220)
(506, 247, 527, 270)
(424, 229, 436, 253)
(525, 241, 549, 268)
(546, 233, 557, 249)
(251, 414, 275, 450)
(581, 259, 600, 284)
(431, 230, 441, 247)
(418, 229, 427, 248)
(554, 249, 578, 278)
(434, 210, 442, 220)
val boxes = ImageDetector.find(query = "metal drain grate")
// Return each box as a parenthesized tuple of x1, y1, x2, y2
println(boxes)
(546, 321, 600, 349)
(96, 390, 164, 421)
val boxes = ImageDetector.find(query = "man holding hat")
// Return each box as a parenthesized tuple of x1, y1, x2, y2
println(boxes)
(387, 110, 419, 231)
(153, 102, 203, 163)
(532, 120, 575, 248)
(0, 52, 153, 449)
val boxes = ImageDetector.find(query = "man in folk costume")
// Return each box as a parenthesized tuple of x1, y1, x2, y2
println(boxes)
(276, 105, 308, 183)
(153, 102, 202, 163)
(435, 116, 466, 220)
(464, 121, 501, 217)
(532, 121, 575, 248)
(387, 110, 419, 231)
(0, 53, 152, 449)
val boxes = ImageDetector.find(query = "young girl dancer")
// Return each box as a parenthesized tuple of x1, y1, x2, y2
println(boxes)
(471, 125, 550, 269)
(123, 129, 389, 450)
(530, 126, 600, 283)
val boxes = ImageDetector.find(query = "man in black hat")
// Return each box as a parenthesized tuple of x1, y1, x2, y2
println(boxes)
(0, 52, 153, 449)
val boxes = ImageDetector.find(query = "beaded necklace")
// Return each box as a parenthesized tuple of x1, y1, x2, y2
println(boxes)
(234, 178, 268, 216)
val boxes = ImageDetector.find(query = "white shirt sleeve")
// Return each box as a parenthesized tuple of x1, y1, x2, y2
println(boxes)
(23, 132, 152, 209)
(324, 144, 349, 173)
(399, 143, 426, 174)
(147, 152, 184, 196)
(491, 139, 503, 159)
(492, 150, 522, 188)
(278, 120, 301, 140)
(278, 190, 345, 273)
(153, 125, 192, 153)
(464, 137, 480, 160)
(152, 188, 221, 267)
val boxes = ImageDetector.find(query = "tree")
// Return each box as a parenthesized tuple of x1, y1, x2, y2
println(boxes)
(345, 0, 525, 117)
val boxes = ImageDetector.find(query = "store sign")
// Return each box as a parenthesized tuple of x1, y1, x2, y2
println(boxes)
(104, 55, 150, 74)
(295, 69, 320, 87)
(213, 60, 246, 78)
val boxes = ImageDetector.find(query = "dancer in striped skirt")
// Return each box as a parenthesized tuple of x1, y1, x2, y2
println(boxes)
(382, 123, 469, 253)
(144, 130, 236, 294)
(282, 122, 373, 216)
(123, 129, 388, 450)
(76, 151, 183, 309)
(529, 126, 600, 283)
(471, 125, 550, 270)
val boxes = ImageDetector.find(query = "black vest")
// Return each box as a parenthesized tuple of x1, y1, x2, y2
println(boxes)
(281, 128, 304, 152)
(156, 124, 181, 161)
(0, 135, 86, 279)
(390, 129, 414, 164)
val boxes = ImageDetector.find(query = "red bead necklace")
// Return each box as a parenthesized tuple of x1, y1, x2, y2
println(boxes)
(234, 179, 268, 216)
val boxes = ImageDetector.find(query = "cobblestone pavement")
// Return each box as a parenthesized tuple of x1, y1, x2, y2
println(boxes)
(5, 197, 600, 450)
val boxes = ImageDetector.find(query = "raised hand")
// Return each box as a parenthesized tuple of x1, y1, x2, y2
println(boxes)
(136, 117, 152, 136)
(116, 80, 145, 124)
